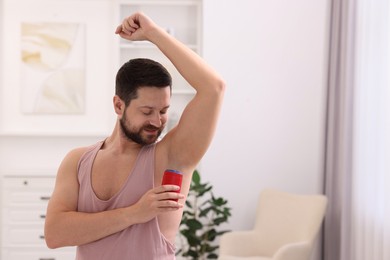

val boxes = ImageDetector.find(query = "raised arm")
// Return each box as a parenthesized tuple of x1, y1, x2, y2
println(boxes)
(116, 12, 225, 170)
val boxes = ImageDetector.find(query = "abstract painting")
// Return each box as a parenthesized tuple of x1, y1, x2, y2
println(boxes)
(20, 22, 85, 114)
(1, 0, 113, 135)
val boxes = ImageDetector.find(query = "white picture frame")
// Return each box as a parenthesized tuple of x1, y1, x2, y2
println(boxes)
(0, 0, 116, 136)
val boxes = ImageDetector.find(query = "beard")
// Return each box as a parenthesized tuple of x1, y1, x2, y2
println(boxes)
(119, 114, 163, 145)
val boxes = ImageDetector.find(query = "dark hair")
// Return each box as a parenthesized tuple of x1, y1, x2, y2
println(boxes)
(115, 58, 172, 106)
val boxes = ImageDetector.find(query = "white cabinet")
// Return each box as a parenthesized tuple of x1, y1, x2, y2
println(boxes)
(2, 249, 75, 260)
(116, 0, 203, 131)
(1, 176, 76, 260)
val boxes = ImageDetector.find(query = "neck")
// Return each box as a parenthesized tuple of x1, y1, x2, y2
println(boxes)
(104, 121, 143, 154)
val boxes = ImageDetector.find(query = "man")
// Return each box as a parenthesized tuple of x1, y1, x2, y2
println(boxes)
(44, 12, 225, 259)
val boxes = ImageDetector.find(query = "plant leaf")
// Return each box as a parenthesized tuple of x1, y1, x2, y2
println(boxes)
(199, 206, 213, 217)
(185, 200, 193, 208)
(213, 216, 228, 225)
(187, 219, 203, 230)
(192, 170, 201, 184)
(207, 253, 219, 259)
(184, 249, 199, 258)
(201, 228, 218, 241)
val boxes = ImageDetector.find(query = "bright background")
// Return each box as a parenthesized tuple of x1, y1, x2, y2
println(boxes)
(0, 1, 330, 259)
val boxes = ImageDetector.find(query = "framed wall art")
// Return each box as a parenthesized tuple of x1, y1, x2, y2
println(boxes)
(0, 0, 116, 136)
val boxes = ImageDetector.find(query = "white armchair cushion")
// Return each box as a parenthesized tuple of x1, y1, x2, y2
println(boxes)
(219, 231, 267, 257)
(218, 189, 327, 260)
(218, 257, 271, 260)
(273, 241, 312, 260)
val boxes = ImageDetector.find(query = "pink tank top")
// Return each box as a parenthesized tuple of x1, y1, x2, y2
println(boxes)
(76, 140, 176, 260)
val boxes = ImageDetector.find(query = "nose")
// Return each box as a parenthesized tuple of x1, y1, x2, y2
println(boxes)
(149, 113, 163, 127)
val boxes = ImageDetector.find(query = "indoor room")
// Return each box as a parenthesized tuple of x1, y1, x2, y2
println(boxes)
(0, 0, 388, 260)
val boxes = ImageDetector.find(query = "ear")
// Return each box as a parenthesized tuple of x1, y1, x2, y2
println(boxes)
(113, 95, 125, 116)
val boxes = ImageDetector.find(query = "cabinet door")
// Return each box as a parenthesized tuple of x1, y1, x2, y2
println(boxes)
(3, 177, 55, 189)
(3, 207, 47, 224)
(3, 249, 76, 260)
(2, 177, 55, 206)
(3, 225, 47, 246)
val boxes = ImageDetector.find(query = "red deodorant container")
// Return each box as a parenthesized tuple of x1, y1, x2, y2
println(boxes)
(162, 169, 183, 201)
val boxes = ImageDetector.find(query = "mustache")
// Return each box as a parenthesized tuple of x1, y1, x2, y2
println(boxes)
(143, 124, 161, 131)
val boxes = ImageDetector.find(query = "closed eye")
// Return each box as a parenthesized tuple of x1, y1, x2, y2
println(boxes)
(141, 109, 153, 116)
(160, 109, 168, 115)
(139, 106, 169, 116)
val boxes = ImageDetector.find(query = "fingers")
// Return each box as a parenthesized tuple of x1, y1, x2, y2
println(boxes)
(157, 184, 181, 193)
(158, 185, 184, 200)
(122, 19, 137, 33)
(134, 187, 183, 223)
(115, 14, 140, 35)
(114, 25, 122, 34)
(158, 199, 184, 210)
(159, 191, 185, 202)
(127, 15, 140, 30)
(152, 185, 184, 208)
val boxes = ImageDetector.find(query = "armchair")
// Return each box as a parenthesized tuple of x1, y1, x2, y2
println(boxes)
(218, 189, 327, 260)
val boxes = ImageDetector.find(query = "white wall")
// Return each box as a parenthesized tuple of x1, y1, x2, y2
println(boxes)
(0, 136, 104, 174)
(201, 0, 330, 258)
(0, 0, 330, 258)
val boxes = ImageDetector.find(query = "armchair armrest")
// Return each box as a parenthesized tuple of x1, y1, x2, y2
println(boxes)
(219, 231, 260, 256)
(273, 241, 312, 260)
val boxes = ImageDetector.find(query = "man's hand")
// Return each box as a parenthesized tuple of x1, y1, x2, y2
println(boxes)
(132, 185, 184, 224)
(115, 12, 158, 42)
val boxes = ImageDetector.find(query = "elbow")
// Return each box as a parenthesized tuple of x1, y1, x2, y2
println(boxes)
(44, 231, 61, 249)
(215, 78, 226, 94)
(45, 238, 60, 249)
(45, 231, 77, 249)
(46, 242, 60, 250)
(44, 224, 66, 249)
(206, 78, 226, 98)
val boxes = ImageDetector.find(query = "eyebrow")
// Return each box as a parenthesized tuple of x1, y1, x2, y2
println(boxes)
(138, 105, 170, 110)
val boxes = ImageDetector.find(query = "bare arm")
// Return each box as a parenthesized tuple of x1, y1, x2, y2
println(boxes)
(116, 12, 226, 170)
(44, 148, 184, 248)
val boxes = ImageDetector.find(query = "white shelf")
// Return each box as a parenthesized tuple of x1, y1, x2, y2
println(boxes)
(0, 130, 110, 137)
(117, 0, 201, 6)
(173, 89, 196, 95)
(120, 42, 199, 51)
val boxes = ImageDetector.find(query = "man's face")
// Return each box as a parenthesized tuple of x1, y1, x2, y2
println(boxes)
(119, 87, 170, 145)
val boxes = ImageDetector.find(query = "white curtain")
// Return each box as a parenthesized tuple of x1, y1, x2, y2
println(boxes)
(351, 0, 390, 259)
(324, 0, 390, 260)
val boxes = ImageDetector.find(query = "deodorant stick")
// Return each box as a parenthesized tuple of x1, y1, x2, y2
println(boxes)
(162, 169, 183, 201)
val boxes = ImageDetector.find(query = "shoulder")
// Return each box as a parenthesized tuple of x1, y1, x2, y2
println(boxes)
(59, 141, 102, 173)
(66, 141, 104, 162)
(53, 144, 97, 188)
(63, 146, 91, 165)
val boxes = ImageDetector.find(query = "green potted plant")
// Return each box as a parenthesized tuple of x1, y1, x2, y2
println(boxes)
(177, 170, 232, 259)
